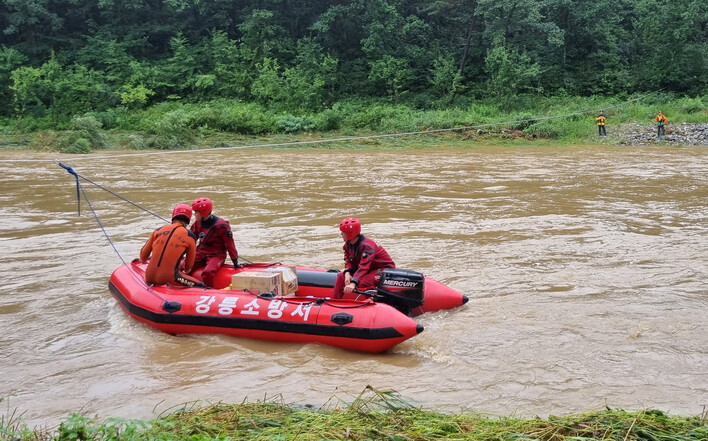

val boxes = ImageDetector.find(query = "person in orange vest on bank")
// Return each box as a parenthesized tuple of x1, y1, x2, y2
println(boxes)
(655, 110, 667, 138)
(595, 110, 607, 136)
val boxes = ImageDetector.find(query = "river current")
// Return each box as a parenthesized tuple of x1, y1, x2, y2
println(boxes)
(1, 144, 706, 427)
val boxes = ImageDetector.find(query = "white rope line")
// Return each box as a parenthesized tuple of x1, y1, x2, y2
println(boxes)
(3, 94, 651, 164)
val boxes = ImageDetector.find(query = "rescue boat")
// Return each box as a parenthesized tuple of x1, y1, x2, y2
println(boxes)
(109, 261, 427, 353)
(108, 261, 468, 353)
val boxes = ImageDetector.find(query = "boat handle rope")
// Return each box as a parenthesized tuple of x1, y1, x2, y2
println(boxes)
(55, 161, 257, 264)
(56, 160, 168, 222)
(56, 161, 377, 310)
(56, 160, 173, 306)
(252, 291, 375, 309)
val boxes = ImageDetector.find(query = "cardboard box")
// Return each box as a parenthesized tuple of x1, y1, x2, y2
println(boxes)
(231, 271, 281, 295)
(267, 266, 298, 295)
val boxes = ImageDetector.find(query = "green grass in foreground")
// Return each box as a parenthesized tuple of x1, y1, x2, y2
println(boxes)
(3, 388, 707, 441)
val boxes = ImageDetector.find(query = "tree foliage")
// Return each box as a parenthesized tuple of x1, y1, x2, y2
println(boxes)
(0, 0, 704, 123)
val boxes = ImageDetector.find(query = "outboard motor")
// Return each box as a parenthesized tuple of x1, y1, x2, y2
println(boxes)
(375, 268, 425, 315)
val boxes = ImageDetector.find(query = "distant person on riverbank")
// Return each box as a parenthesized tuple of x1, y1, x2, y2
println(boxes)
(140, 204, 204, 287)
(189, 197, 239, 288)
(333, 217, 395, 299)
(595, 110, 607, 136)
(655, 111, 667, 138)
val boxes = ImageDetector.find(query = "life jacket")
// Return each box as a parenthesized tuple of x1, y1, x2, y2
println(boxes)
(344, 235, 395, 286)
(140, 222, 197, 285)
(190, 215, 239, 259)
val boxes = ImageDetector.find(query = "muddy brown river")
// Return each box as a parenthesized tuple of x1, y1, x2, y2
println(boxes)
(1, 144, 706, 427)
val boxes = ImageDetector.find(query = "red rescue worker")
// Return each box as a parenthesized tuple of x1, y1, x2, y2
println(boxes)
(189, 197, 239, 288)
(333, 217, 395, 299)
(140, 204, 204, 287)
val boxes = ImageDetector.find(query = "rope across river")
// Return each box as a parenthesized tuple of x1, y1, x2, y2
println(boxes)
(55, 161, 373, 310)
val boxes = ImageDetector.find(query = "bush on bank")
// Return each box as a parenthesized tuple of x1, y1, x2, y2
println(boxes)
(2, 389, 708, 441)
(0, 94, 706, 152)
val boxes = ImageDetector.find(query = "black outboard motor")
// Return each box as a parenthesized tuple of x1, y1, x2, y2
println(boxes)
(375, 268, 425, 315)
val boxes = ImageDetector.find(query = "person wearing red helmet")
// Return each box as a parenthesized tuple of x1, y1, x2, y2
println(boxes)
(189, 197, 239, 288)
(333, 217, 395, 299)
(139, 204, 204, 287)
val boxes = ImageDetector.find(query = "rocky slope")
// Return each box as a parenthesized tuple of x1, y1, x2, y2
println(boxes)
(610, 123, 708, 146)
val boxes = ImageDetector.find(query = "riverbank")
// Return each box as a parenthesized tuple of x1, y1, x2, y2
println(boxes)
(466, 122, 708, 146)
(1, 95, 706, 153)
(1, 122, 707, 156)
(3, 390, 707, 441)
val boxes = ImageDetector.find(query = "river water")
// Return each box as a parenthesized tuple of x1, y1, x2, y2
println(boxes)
(1, 144, 706, 427)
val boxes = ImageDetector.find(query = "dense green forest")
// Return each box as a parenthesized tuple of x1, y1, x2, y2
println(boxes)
(0, 0, 706, 139)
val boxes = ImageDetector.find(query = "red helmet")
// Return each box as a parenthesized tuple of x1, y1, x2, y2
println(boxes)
(172, 204, 192, 222)
(192, 197, 213, 217)
(339, 217, 361, 240)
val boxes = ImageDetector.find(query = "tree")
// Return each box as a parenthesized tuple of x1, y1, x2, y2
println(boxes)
(238, 8, 294, 66)
(430, 53, 466, 103)
(633, 0, 707, 94)
(200, 29, 251, 99)
(485, 44, 541, 99)
(360, 0, 431, 100)
(541, 0, 634, 95)
(11, 52, 113, 124)
(3, 0, 63, 58)
(0, 45, 27, 116)
(417, 0, 483, 101)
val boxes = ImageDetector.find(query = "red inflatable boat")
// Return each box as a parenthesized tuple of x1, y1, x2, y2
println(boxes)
(108, 261, 467, 353)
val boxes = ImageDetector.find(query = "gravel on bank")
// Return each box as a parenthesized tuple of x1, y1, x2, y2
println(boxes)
(605, 123, 708, 146)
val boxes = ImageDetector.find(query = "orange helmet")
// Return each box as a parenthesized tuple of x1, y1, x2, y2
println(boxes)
(339, 217, 361, 240)
(192, 197, 213, 217)
(172, 204, 192, 222)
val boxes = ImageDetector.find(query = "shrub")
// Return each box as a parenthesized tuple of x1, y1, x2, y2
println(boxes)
(219, 103, 275, 134)
(312, 108, 342, 131)
(71, 114, 106, 149)
(121, 134, 149, 150)
(275, 115, 317, 133)
(149, 109, 195, 149)
(30, 130, 95, 153)
(65, 137, 92, 154)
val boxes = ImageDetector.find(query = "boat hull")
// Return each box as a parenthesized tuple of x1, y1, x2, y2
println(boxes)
(109, 262, 424, 353)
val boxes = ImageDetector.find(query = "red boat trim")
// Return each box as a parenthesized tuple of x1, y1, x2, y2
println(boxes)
(109, 281, 407, 340)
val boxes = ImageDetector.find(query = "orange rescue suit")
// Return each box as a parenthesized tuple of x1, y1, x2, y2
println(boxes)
(140, 221, 197, 285)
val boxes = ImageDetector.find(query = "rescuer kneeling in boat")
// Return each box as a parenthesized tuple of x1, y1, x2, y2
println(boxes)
(140, 204, 205, 287)
(189, 197, 239, 288)
(333, 217, 395, 299)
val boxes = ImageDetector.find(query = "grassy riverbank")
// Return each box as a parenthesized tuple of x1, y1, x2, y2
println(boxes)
(3, 388, 707, 441)
(1, 94, 706, 153)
